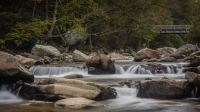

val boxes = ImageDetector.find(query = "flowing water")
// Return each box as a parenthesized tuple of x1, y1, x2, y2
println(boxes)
(0, 62, 200, 112)
(0, 86, 22, 104)
(30, 63, 88, 78)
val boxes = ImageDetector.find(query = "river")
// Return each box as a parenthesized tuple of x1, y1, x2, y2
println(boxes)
(0, 62, 199, 112)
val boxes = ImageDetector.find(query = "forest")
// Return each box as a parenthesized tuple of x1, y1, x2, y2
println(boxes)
(0, 0, 200, 53)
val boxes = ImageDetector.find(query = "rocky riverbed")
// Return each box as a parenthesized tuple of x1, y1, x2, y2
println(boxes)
(0, 44, 200, 112)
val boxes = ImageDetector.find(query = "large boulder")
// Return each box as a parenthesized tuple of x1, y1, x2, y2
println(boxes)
(55, 97, 103, 109)
(72, 50, 89, 62)
(0, 51, 34, 83)
(174, 44, 198, 56)
(37, 78, 101, 99)
(86, 54, 115, 74)
(32, 45, 61, 58)
(134, 48, 160, 61)
(137, 78, 191, 99)
(19, 78, 116, 101)
(157, 47, 177, 57)
(36, 78, 116, 101)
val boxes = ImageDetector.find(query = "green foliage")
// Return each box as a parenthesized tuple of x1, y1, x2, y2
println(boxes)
(150, 34, 187, 48)
(4, 19, 48, 51)
(0, 0, 200, 52)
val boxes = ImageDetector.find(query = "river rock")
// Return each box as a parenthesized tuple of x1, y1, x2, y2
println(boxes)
(36, 78, 117, 100)
(137, 79, 191, 99)
(88, 83, 117, 101)
(86, 54, 115, 74)
(134, 48, 160, 61)
(174, 44, 198, 56)
(185, 72, 200, 97)
(37, 78, 100, 99)
(157, 47, 177, 57)
(15, 55, 37, 66)
(19, 83, 65, 101)
(185, 72, 200, 86)
(32, 45, 61, 58)
(0, 51, 34, 83)
(72, 50, 89, 62)
(55, 97, 103, 109)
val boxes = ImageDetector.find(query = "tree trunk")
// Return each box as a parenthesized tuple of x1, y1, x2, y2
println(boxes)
(47, 0, 58, 39)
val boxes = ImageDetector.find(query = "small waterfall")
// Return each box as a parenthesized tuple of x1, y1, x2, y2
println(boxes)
(115, 65, 125, 74)
(15, 86, 22, 97)
(191, 86, 200, 98)
(0, 85, 22, 104)
(30, 65, 88, 78)
(115, 62, 188, 75)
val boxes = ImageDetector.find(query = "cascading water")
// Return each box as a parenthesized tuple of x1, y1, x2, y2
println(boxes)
(30, 64, 88, 78)
(0, 85, 22, 104)
(103, 86, 196, 112)
(115, 62, 188, 75)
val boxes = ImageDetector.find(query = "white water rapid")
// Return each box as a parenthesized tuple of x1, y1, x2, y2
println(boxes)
(0, 86, 22, 104)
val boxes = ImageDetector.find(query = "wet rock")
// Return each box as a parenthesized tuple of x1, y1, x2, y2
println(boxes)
(19, 83, 65, 102)
(37, 79, 101, 99)
(174, 44, 198, 56)
(157, 47, 177, 57)
(64, 74, 83, 79)
(137, 79, 191, 99)
(55, 97, 103, 109)
(72, 50, 89, 62)
(90, 83, 117, 101)
(32, 45, 61, 58)
(0, 51, 34, 83)
(36, 78, 117, 101)
(185, 72, 200, 86)
(15, 55, 37, 66)
(134, 48, 160, 61)
(87, 54, 115, 74)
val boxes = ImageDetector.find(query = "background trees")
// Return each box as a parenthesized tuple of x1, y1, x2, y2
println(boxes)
(0, 0, 200, 52)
